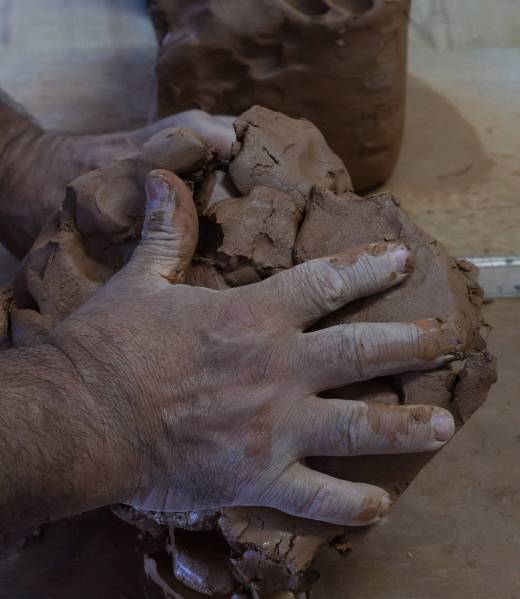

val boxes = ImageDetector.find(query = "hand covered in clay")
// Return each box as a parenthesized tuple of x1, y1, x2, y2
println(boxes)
(0, 89, 234, 257)
(48, 169, 458, 527)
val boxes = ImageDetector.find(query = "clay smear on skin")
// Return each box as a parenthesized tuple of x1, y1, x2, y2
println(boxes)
(366, 403, 434, 439)
(413, 318, 464, 360)
(244, 401, 274, 470)
(355, 491, 390, 525)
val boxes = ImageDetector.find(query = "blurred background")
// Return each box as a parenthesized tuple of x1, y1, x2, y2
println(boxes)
(0, 1, 519, 597)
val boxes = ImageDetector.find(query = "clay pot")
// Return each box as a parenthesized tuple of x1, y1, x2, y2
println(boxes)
(149, 0, 411, 192)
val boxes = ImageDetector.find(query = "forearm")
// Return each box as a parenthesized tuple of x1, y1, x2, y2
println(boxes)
(0, 87, 58, 256)
(0, 87, 42, 153)
(0, 342, 127, 534)
(0, 89, 41, 207)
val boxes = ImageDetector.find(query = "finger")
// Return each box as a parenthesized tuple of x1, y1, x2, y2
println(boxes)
(141, 127, 212, 174)
(126, 169, 198, 283)
(135, 110, 236, 158)
(265, 462, 390, 526)
(245, 242, 411, 330)
(296, 397, 455, 458)
(294, 319, 463, 392)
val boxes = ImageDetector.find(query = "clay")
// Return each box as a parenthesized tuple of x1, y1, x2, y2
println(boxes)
(147, 0, 411, 191)
(6, 107, 496, 597)
(0, 285, 13, 350)
(171, 528, 240, 595)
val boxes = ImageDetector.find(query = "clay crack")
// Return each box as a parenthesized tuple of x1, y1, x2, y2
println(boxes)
(261, 146, 280, 165)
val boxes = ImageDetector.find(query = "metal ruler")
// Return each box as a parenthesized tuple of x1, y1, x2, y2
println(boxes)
(464, 256, 520, 299)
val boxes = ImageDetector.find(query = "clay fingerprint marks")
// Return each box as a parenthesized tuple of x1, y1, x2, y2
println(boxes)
(230, 106, 352, 211)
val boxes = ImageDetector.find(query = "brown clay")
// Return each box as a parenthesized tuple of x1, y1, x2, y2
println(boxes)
(0, 285, 13, 350)
(7, 107, 496, 597)
(148, 0, 411, 192)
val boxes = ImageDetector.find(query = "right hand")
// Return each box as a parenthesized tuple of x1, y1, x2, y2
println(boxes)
(50, 169, 457, 526)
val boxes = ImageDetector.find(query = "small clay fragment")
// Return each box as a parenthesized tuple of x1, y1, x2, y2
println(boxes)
(229, 107, 352, 210)
(7, 106, 495, 598)
(170, 528, 239, 596)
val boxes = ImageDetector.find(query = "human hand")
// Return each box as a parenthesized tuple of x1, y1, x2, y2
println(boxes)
(0, 102, 234, 257)
(50, 170, 457, 526)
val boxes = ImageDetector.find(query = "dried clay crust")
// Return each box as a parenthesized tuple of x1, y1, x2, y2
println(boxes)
(3, 107, 496, 598)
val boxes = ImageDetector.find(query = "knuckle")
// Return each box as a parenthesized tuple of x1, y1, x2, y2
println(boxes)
(345, 324, 369, 379)
(333, 325, 357, 365)
(348, 325, 391, 377)
(350, 254, 379, 291)
(299, 260, 346, 311)
(336, 403, 366, 454)
(246, 350, 276, 387)
(294, 482, 333, 520)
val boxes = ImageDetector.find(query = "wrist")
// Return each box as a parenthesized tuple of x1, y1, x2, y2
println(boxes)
(0, 341, 135, 532)
(46, 339, 141, 505)
(46, 325, 146, 506)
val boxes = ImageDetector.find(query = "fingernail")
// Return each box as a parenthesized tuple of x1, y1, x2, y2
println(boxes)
(431, 410, 455, 442)
(389, 244, 411, 274)
(145, 177, 173, 211)
(438, 353, 457, 365)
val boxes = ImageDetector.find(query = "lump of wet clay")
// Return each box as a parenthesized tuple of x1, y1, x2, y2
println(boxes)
(7, 106, 496, 597)
(147, 0, 411, 192)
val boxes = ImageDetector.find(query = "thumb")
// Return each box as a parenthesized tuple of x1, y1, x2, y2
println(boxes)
(128, 169, 198, 284)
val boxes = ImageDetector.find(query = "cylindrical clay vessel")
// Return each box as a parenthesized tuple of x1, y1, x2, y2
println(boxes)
(148, 0, 411, 191)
